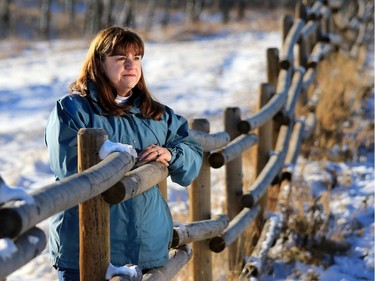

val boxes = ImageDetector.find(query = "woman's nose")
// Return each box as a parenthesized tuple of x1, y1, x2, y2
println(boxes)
(125, 59, 134, 68)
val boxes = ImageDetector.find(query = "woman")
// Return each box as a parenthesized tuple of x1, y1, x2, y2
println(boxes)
(45, 26, 203, 281)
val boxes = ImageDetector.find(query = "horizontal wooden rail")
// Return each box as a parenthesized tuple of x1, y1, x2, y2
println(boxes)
(350, 22, 367, 57)
(310, 1, 324, 20)
(108, 246, 192, 281)
(102, 161, 168, 204)
(321, 4, 331, 18)
(357, 0, 366, 20)
(279, 66, 305, 125)
(237, 69, 290, 134)
(325, 32, 342, 46)
(283, 120, 305, 176)
(0, 152, 134, 238)
(307, 42, 334, 68)
(241, 153, 284, 208)
(328, 0, 344, 11)
(242, 125, 291, 208)
(0, 227, 46, 279)
(302, 112, 317, 140)
(300, 20, 319, 41)
(141, 246, 193, 281)
(208, 134, 258, 169)
(209, 205, 261, 253)
(302, 67, 317, 91)
(189, 129, 231, 152)
(279, 19, 305, 70)
(239, 179, 292, 280)
(238, 214, 282, 280)
(172, 214, 229, 247)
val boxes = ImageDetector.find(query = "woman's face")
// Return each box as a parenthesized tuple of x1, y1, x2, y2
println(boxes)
(102, 51, 142, 97)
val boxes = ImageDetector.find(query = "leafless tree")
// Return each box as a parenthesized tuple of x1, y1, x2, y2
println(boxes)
(161, 0, 172, 27)
(0, 0, 11, 37)
(116, 0, 137, 28)
(186, 0, 203, 23)
(237, 0, 246, 20)
(220, 0, 232, 23)
(101, 0, 113, 28)
(65, 0, 76, 29)
(85, 0, 102, 34)
(40, 0, 51, 39)
(145, 0, 157, 31)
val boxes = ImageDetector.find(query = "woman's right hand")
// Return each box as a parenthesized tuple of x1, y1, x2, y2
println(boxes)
(137, 144, 172, 167)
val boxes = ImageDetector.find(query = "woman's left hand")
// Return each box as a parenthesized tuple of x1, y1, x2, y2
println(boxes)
(137, 144, 172, 167)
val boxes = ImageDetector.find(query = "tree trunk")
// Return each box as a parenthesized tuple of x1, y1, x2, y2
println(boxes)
(219, 0, 231, 24)
(85, 0, 101, 35)
(145, 0, 156, 31)
(65, 0, 76, 29)
(125, 0, 137, 28)
(237, 0, 246, 21)
(117, 0, 137, 28)
(101, 0, 113, 28)
(0, 0, 11, 38)
(161, 0, 171, 27)
(186, 0, 203, 24)
(40, 0, 51, 39)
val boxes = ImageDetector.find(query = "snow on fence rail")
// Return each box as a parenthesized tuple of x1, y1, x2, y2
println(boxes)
(0, 0, 372, 280)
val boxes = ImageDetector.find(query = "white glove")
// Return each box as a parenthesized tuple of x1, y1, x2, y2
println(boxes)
(0, 177, 35, 205)
(105, 263, 142, 281)
(99, 139, 138, 160)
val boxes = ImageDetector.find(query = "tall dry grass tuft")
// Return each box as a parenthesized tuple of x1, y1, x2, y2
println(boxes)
(300, 44, 374, 162)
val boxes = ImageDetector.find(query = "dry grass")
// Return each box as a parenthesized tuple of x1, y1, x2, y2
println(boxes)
(300, 43, 374, 162)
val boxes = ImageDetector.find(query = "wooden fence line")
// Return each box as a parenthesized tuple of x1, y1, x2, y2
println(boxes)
(0, 0, 372, 280)
(172, 214, 230, 248)
(141, 246, 193, 281)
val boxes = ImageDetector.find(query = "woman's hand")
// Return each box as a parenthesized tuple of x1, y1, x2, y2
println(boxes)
(137, 144, 172, 167)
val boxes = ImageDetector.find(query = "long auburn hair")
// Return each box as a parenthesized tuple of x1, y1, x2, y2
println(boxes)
(70, 26, 164, 119)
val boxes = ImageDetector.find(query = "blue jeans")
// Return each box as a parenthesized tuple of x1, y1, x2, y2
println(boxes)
(56, 267, 80, 281)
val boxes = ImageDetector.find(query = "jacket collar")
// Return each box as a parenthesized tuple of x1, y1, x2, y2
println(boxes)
(87, 80, 141, 115)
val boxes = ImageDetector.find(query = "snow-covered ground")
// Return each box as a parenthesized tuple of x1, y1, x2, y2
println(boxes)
(0, 28, 373, 281)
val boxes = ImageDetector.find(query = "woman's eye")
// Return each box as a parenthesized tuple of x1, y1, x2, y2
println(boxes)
(134, 55, 142, 61)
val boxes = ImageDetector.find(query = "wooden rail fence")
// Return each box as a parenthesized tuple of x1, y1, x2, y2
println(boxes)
(0, 0, 372, 280)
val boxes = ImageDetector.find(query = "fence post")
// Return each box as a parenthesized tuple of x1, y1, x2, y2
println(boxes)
(260, 83, 280, 212)
(78, 128, 110, 281)
(256, 84, 275, 176)
(224, 107, 243, 271)
(158, 179, 168, 201)
(296, 3, 309, 69)
(266, 47, 279, 89)
(189, 118, 212, 281)
(282, 14, 294, 42)
(240, 83, 276, 272)
(266, 48, 280, 150)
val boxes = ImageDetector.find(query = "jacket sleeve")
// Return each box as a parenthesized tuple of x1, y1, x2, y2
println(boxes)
(45, 95, 90, 180)
(164, 107, 203, 187)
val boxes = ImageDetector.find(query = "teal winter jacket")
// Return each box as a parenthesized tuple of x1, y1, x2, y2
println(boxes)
(45, 83, 203, 270)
